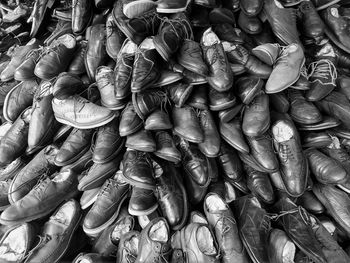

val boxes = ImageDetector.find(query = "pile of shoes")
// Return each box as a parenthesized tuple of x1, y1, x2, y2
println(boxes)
(1, 0, 350, 262)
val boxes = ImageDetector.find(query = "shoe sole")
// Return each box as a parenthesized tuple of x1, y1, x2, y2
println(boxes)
(54, 144, 91, 167)
(153, 151, 181, 164)
(177, 84, 194, 108)
(298, 121, 341, 131)
(92, 138, 125, 164)
(302, 136, 332, 148)
(251, 47, 276, 66)
(282, 0, 304, 7)
(82, 193, 128, 237)
(54, 112, 117, 130)
(290, 113, 322, 126)
(101, 101, 127, 111)
(80, 191, 99, 210)
(315, 0, 340, 10)
(2, 81, 22, 122)
(337, 184, 350, 194)
(218, 105, 243, 123)
(123, 1, 157, 18)
(177, 60, 207, 77)
(124, 143, 156, 153)
(209, 100, 237, 111)
(128, 202, 159, 216)
(156, 0, 191, 13)
(53, 125, 73, 143)
(324, 25, 350, 55)
(221, 133, 249, 154)
(119, 121, 143, 137)
(173, 128, 204, 144)
(120, 173, 156, 191)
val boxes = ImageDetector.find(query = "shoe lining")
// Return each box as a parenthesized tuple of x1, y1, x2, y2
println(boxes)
(124, 236, 139, 256)
(196, 226, 217, 256)
(282, 240, 296, 263)
(202, 28, 220, 46)
(272, 122, 294, 143)
(205, 194, 227, 212)
(190, 212, 208, 224)
(111, 217, 133, 243)
(0, 225, 26, 261)
(149, 220, 168, 242)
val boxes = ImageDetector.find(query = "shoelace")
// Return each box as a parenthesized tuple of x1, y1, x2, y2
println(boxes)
(23, 234, 51, 260)
(308, 59, 337, 85)
(274, 45, 289, 65)
(139, 10, 160, 34)
(158, 15, 193, 40)
(98, 179, 115, 198)
(277, 143, 295, 162)
(123, 247, 137, 263)
(97, 69, 114, 89)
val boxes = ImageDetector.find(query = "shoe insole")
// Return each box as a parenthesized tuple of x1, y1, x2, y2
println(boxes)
(272, 121, 294, 143)
(125, 235, 139, 256)
(190, 212, 208, 224)
(205, 194, 227, 212)
(111, 217, 133, 244)
(149, 220, 168, 242)
(282, 240, 296, 263)
(139, 37, 155, 50)
(196, 225, 217, 256)
(52, 169, 70, 182)
(0, 225, 26, 261)
(51, 200, 75, 225)
(202, 28, 220, 46)
(122, 40, 137, 55)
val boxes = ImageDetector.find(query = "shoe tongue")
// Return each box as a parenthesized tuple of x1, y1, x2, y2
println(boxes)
(202, 28, 220, 46)
(328, 135, 341, 149)
(149, 220, 168, 242)
(140, 37, 155, 49)
(274, 0, 284, 8)
(56, 34, 76, 49)
(205, 194, 227, 212)
(272, 122, 294, 143)
(331, 7, 339, 18)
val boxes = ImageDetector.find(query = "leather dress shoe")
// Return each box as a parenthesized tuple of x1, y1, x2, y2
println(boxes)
(246, 133, 279, 172)
(298, 116, 341, 131)
(183, 68, 208, 85)
(218, 103, 243, 123)
(270, 92, 290, 113)
(155, 159, 188, 230)
(315, 38, 350, 68)
(0, 169, 78, 225)
(297, 190, 325, 214)
(235, 195, 270, 263)
(131, 37, 161, 93)
(144, 110, 172, 130)
(14, 49, 41, 81)
(242, 92, 270, 137)
(298, 1, 325, 40)
(28, 0, 51, 38)
(223, 42, 272, 79)
(116, 231, 140, 263)
(122, 149, 155, 190)
(268, 228, 296, 263)
(238, 12, 262, 35)
(333, 125, 350, 140)
(126, 129, 156, 152)
(3, 80, 38, 122)
(252, 43, 280, 66)
(54, 128, 93, 166)
(68, 40, 87, 75)
(198, 109, 220, 157)
(44, 20, 73, 46)
(288, 89, 322, 124)
(171, 222, 220, 263)
(84, 24, 108, 82)
(129, 186, 158, 216)
(305, 148, 348, 184)
(96, 66, 121, 110)
(154, 69, 183, 87)
(272, 197, 327, 263)
(209, 87, 236, 111)
(114, 39, 137, 100)
(35, 34, 76, 81)
(201, 27, 233, 92)
(279, 0, 303, 6)
(312, 0, 341, 10)
(156, 0, 191, 13)
(73, 253, 108, 263)
(217, 143, 244, 183)
(306, 59, 337, 101)
(122, 0, 157, 19)
(8, 145, 58, 204)
(173, 105, 204, 143)
(187, 84, 208, 110)
(135, 217, 171, 263)
(195, 0, 217, 8)
(0, 158, 25, 182)
(72, 0, 92, 35)
(240, 0, 263, 16)
(52, 72, 85, 98)
(266, 44, 305, 94)
(0, 80, 17, 107)
(166, 81, 194, 108)
(337, 75, 350, 101)
(272, 113, 308, 197)
(24, 199, 81, 263)
(132, 89, 167, 120)
(203, 193, 249, 263)
(322, 5, 350, 53)
(209, 8, 235, 25)
(83, 171, 129, 236)
(106, 14, 124, 61)
(302, 132, 333, 148)
(290, 68, 310, 91)
(177, 39, 208, 76)
(313, 183, 350, 238)
(263, 0, 302, 45)
(0, 180, 12, 210)
(315, 91, 350, 129)
(0, 107, 31, 167)
(63, 149, 93, 174)
(119, 102, 143, 137)
(213, 24, 245, 44)
(236, 75, 264, 105)
(246, 166, 275, 204)
(154, 131, 181, 163)
(220, 118, 249, 154)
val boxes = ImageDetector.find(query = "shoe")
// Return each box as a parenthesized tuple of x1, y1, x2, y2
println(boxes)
(218, 103, 243, 123)
(201, 27, 233, 92)
(1, 39, 40, 82)
(172, 105, 204, 143)
(315, 38, 350, 68)
(116, 231, 140, 263)
(129, 186, 156, 215)
(263, 0, 302, 45)
(80, 187, 100, 210)
(220, 118, 249, 154)
(122, 150, 155, 190)
(131, 38, 161, 92)
(135, 217, 171, 263)
(213, 24, 245, 44)
(126, 129, 156, 152)
(208, 87, 237, 111)
(154, 69, 183, 87)
(155, 159, 188, 230)
(68, 40, 88, 75)
(306, 59, 337, 101)
(3, 80, 38, 122)
(298, 115, 341, 131)
(0, 223, 36, 263)
(54, 128, 93, 166)
(198, 109, 221, 157)
(144, 110, 172, 130)
(119, 102, 143, 136)
(52, 95, 115, 129)
(0, 158, 25, 181)
(96, 66, 121, 110)
(217, 143, 244, 184)
(298, 1, 325, 40)
(236, 75, 264, 105)
(302, 132, 333, 148)
(290, 67, 310, 91)
(0, 180, 11, 211)
(238, 12, 263, 35)
(322, 5, 350, 53)
(0, 32, 30, 54)
(114, 39, 137, 100)
(92, 118, 124, 164)
(272, 113, 308, 197)
(337, 75, 350, 101)
(44, 20, 73, 46)
(154, 131, 181, 163)
(52, 7, 72, 21)
(266, 44, 305, 94)
(106, 14, 124, 61)
(166, 81, 193, 108)
(240, 0, 263, 16)
(29, 0, 52, 37)
(14, 48, 42, 81)
(83, 171, 129, 236)
(123, 0, 157, 18)
(187, 84, 208, 109)
(52, 72, 85, 99)
(0, 169, 78, 225)
(203, 193, 249, 263)
(242, 92, 270, 137)
(34, 34, 76, 80)
(315, 91, 350, 129)
(0, 80, 19, 107)
(288, 89, 322, 124)
(0, 107, 31, 167)
(153, 12, 192, 61)
(297, 190, 325, 214)
(24, 199, 81, 263)
(84, 24, 108, 81)
(209, 8, 235, 25)
(270, 92, 290, 113)
(72, 0, 93, 35)
(252, 43, 280, 66)
(177, 39, 208, 76)
(156, 0, 191, 13)
(268, 229, 296, 263)
(27, 82, 59, 155)
(73, 253, 108, 263)
(312, 0, 340, 10)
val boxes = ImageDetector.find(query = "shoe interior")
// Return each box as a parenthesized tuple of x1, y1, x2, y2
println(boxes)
(124, 235, 139, 256)
(0, 225, 27, 262)
(196, 225, 217, 256)
(21, 107, 32, 122)
(122, 39, 138, 55)
(111, 217, 133, 244)
(282, 240, 296, 263)
(57, 34, 76, 49)
(321, 221, 336, 235)
(149, 220, 168, 242)
(138, 211, 159, 229)
(140, 37, 155, 50)
(52, 200, 75, 225)
(79, 258, 91, 263)
(205, 194, 227, 212)
(272, 121, 294, 143)
(26, 37, 37, 46)
(224, 182, 237, 203)
(202, 28, 220, 46)
(52, 170, 70, 182)
(190, 212, 208, 224)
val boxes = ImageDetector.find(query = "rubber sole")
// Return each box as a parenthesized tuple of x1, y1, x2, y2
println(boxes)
(2, 81, 22, 122)
(54, 112, 116, 130)
(128, 202, 159, 216)
(156, 0, 191, 13)
(315, 0, 340, 10)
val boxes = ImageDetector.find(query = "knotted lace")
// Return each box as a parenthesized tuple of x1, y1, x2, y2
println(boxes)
(277, 143, 295, 163)
(138, 10, 160, 34)
(308, 59, 337, 85)
(158, 15, 193, 40)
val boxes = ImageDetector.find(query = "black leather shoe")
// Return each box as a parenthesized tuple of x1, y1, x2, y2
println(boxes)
(220, 118, 249, 154)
